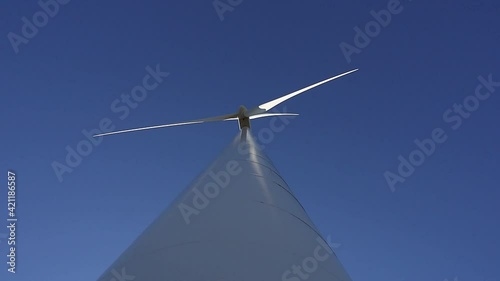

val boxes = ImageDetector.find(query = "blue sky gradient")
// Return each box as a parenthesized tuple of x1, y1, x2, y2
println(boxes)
(1, 0, 500, 280)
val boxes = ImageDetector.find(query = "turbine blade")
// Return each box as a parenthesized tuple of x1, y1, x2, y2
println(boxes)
(249, 69, 358, 115)
(249, 112, 299, 119)
(93, 113, 238, 137)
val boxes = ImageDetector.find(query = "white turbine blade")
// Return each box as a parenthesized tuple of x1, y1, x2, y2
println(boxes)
(250, 69, 358, 114)
(249, 112, 299, 119)
(93, 113, 238, 137)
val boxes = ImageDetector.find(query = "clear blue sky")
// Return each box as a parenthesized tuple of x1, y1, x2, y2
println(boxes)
(1, 0, 499, 280)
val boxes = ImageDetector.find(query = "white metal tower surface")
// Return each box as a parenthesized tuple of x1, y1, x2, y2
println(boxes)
(97, 128, 353, 281)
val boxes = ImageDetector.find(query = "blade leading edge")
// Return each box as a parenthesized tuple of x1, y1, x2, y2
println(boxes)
(249, 69, 358, 115)
(93, 113, 238, 137)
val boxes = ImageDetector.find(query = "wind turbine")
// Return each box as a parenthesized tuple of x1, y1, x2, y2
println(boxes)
(96, 69, 358, 281)
(94, 69, 358, 137)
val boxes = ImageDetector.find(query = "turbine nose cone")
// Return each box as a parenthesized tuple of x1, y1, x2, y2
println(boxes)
(239, 105, 249, 117)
